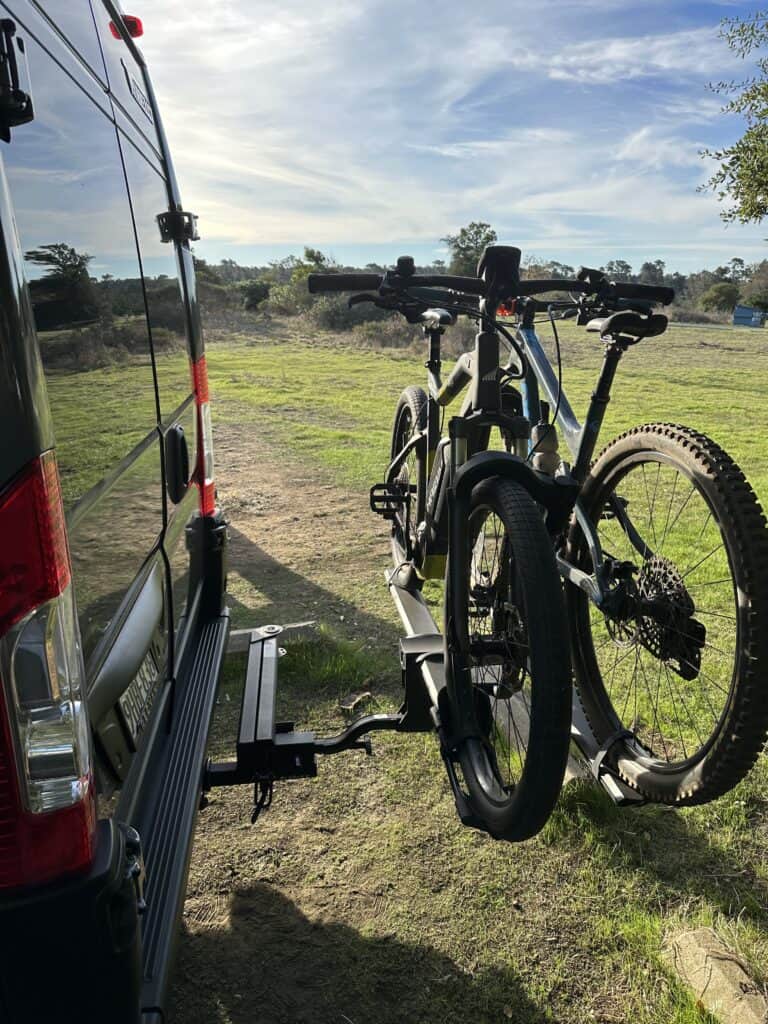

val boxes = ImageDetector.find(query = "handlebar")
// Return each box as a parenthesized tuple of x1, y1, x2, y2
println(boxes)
(306, 271, 674, 306)
(518, 278, 673, 304)
(609, 281, 675, 306)
(307, 273, 382, 293)
(307, 271, 486, 296)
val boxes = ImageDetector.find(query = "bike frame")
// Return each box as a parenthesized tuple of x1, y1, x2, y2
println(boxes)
(387, 305, 637, 610)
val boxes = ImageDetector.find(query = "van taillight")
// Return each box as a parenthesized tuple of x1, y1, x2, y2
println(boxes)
(0, 454, 96, 890)
(191, 355, 216, 516)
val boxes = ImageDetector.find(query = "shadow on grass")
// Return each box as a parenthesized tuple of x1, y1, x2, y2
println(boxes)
(169, 882, 556, 1024)
(226, 525, 402, 644)
(547, 779, 768, 924)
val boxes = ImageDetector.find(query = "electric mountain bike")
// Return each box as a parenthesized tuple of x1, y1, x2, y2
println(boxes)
(308, 246, 768, 841)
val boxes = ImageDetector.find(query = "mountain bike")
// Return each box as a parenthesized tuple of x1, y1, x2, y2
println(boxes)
(308, 246, 768, 840)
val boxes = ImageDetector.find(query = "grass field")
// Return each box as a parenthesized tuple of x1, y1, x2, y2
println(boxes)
(167, 316, 768, 1024)
(205, 317, 768, 498)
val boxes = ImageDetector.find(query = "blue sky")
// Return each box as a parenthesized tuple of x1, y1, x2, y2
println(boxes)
(138, 1, 765, 274)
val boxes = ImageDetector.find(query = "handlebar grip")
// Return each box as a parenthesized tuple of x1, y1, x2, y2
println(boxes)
(408, 274, 486, 295)
(517, 279, 591, 296)
(307, 273, 382, 294)
(610, 282, 675, 306)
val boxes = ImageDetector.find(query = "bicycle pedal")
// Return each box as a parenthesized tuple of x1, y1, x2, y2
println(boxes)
(370, 482, 408, 520)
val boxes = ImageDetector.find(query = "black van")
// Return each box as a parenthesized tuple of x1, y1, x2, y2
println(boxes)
(0, 4, 228, 1021)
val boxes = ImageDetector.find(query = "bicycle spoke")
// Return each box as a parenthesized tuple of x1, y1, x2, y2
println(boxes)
(662, 663, 689, 762)
(681, 541, 725, 581)
(658, 470, 679, 554)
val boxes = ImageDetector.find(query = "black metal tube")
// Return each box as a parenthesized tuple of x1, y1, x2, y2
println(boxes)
(573, 345, 623, 481)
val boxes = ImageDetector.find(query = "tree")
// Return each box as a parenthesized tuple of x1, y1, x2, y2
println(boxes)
(703, 12, 768, 223)
(729, 256, 748, 282)
(25, 243, 92, 281)
(700, 281, 741, 311)
(603, 259, 634, 282)
(192, 257, 223, 285)
(638, 259, 666, 286)
(742, 259, 768, 307)
(303, 247, 331, 269)
(546, 260, 575, 279)
(440, 221, 497, 276)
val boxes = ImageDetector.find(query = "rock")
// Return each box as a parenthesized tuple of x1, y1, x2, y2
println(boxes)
(663, 927, 767, 1024)
(338, 691, 372, 713)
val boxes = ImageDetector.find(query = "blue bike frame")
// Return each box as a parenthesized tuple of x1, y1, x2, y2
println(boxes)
(514, 321, 632, 607)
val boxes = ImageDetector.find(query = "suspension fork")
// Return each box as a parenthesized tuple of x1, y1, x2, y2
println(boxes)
(444, 415, 477, 741)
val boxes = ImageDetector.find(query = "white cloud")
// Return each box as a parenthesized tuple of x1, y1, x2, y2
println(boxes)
(536, 27, 739, 84)
(135, 1, 758, 267)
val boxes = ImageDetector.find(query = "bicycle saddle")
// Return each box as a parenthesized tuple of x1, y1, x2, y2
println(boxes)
(420, 307, 457, 328)
(586, 310, 668, 342)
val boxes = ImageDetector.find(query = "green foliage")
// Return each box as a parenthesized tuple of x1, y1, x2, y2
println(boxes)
(700, 281, 741, 311)
(440, 221, 497, 275)
(240, 279, 270, 310)
(192, 256, 224, 285)
(638, 259, 666, 286)
(703, 11, 768, 223)
(603, 258, 634, 281)
(742, 259, 768, 309)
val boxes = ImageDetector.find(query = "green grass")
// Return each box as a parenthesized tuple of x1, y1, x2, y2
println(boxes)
(46, 316, 762, 1024)
(204, 320, 768, 503)
(173, 319, 768, 1024)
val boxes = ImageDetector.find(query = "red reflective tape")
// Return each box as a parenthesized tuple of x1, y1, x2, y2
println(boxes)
(190, 355, 210, 405)
(200, 480, 216, 518)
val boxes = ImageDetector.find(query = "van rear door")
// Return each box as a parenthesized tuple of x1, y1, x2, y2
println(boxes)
(93, 2, 201, 666)
(0, 0, 170, 793)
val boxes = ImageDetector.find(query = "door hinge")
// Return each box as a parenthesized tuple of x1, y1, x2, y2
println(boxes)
(0, 19, 33, 143)
(157, 209, 200, 244)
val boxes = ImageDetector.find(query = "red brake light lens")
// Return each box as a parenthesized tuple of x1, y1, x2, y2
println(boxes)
(0, 453, 96, 890)
(0, 456, 70, 637)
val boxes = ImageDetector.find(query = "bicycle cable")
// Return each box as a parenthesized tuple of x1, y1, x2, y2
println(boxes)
(396, 287, 529, 380)
(526, 304, 563, 466)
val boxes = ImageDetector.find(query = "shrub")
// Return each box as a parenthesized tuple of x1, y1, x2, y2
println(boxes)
(265, 277, 313, 316)
(352, 316, 420, 348)
(148, 299, 187, 334)
(700, 282, 740, 312)
(241, 279, 270, 310)
(302, 295, 392, 331)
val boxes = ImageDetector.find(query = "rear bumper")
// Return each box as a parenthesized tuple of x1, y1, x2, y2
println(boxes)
(0, 819, 142, 1024)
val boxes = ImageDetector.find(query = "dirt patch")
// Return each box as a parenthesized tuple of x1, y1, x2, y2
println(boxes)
(213, 423, 401, 646)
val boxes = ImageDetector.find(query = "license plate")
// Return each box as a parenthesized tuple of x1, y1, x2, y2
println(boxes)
(119, 647, 160, 742)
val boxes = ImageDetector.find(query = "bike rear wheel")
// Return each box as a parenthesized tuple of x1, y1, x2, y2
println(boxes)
(566, 423, 768, 805)
(448, 477, 572, 840)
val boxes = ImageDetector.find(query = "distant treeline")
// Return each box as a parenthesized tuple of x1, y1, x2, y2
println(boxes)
(193, 247, 768, 325)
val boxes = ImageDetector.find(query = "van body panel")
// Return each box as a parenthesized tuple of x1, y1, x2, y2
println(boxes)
(0, 4, 227, 1020)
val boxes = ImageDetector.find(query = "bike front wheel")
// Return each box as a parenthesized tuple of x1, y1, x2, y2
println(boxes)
(448, 476, 572, 841)
(389, 385, 427, 573)
(566, 423, 768, 805)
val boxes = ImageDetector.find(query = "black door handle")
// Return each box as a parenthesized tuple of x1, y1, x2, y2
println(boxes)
(164, 423, 190, 504)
